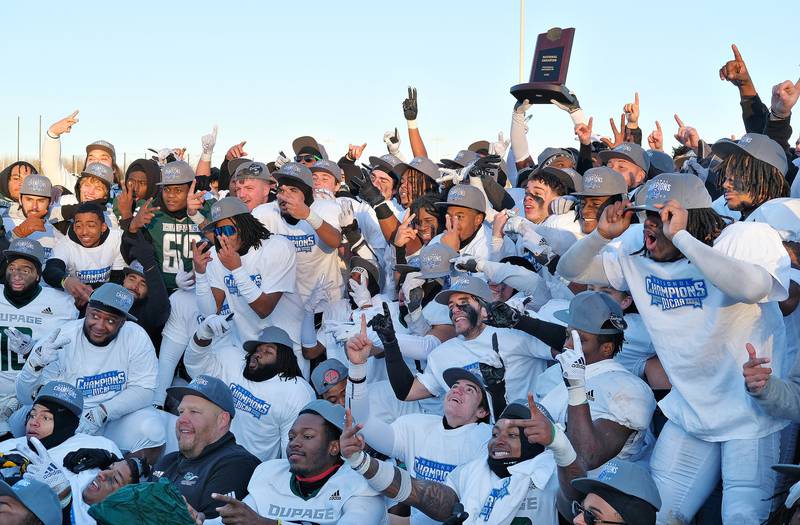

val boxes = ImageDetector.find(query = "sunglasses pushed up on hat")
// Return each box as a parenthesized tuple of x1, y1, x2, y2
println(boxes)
(295, 154, 322, 163)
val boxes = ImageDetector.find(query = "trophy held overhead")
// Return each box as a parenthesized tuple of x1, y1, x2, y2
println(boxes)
(511, 27, 578, 106)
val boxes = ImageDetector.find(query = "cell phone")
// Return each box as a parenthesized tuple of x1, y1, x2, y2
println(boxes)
(197, 239, 212, 254)
(224, 313, 235, 321)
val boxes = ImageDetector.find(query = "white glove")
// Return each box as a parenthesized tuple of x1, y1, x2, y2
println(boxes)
(555, 330, 587, 406)
(326, 320, 359, 343)
(436, 167, 463, 185)
(512, 98, 532, 125)
(401, 272, 426, 315)
(549, 195, 578, 215)
(503, 215, 533, 236)
(76, 405, 107, 435)
(200, 125, 218, 162)
(449, 256, 484, 274)
(275, 151, 290, 168)
(4, 328, 33, 356)
(348, 278, 372, 309)
(19, 437, 71, 508)
(304, 274, 329, 313)
(313, 188, 336, 200)
(551, 98, 586, 126)
(338, 198, 355, 228)
(175, 269, 196, 290)
(26, 329, 70, 370)
(787, 480, 800, 509)
(196, 314, 232, 340)
(383, 129, 401, 156)
(489, 131, 510, 158)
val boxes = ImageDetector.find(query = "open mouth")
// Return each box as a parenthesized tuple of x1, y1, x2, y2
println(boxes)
(490, 448, 511, 459)
(644, 230, 657, 251)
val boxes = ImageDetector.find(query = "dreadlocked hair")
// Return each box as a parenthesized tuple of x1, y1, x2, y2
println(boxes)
(410, 194, 446, 235)
(232, 213, 272, 253)
(404, 168, 438, 202)
(685, 208, 731, 246)
(718, 150, 789, 207)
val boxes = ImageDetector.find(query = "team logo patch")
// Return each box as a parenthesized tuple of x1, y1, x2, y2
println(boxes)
(645, 276, 707, 310)
(76, 371, 127, 397)
(646, 178, 672, 202)
(323, 369, 340, 386)
(284, 234, 316, 253)
(224, 273, 262, 296)
(479, 477, 511, 521)
(582, 172, 603, 190)
(413, 456, 456, 482)
(229, 384, 271, 419)
(181, 472, 199, 486)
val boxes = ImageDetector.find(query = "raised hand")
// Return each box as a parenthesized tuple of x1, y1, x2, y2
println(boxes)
(217, 234, 242, 270)
(190, 240, 213, 274)
(225, 141, 248, 161)
(403, 86, 418, 121)
(63, 277, 94, 308)
(368, 302, 397, 343)
(19, 437, 71, 507)
(624, 92, 640, 129)
(175, 268, 196, 290)
(340, 408, 366, 460)
(656, 199, 688, 240)
(574, 116, 593, 146)
(4, 328, 33, 356)
(484, 301, 521, 328)
(770, 78, 800, 119)
(48, 110, 79, 137)
(186, 180, 208, 216)
(347, 143, 367, 161)
(556, 330, 587, 405)
(489, 131, 510, 157)
(275, 150, 290, 168)
(129, 197, 159, 233)
(346, 314, 373, 365)
(597, 200, 633, 240)
(400, 272, 426, 313)
(719, 44, 755, 96)
(743, 343, 772, 394)
(201, 125, 218, 161)
(116, 180, 135, 220)
(673, 114, 700, 151)
(196, 313, 233, 341)
(441, 214, 461, 252)
(383, 128, 401, 156)
(647, 121, 663, 151)
(393, 213, 418, 248)
(601, 114, 626, 148)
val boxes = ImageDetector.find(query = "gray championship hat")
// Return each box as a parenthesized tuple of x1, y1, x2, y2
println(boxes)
(407, 156, 441, 181)
(85, 140, 117, 162)
(350, 256, 380, 287)
(647, 150, 675, 176)
(209, 196, 249, 224)
(572, 167, 628, 197)
(537, 147, 575, 167)
(299, 399, 346, 431)
(711, 132, 788, 176)
(19, 174, 53, 198)
(168, 374, 236, 417)
(468, 140, 490, 154)
(499, 398, 554, 422)
(228, 158, 253, 181)
(443, 367, 487, 393)
(435, 184, 487, 214)
(0, 478, 61, 525)
(441, 150, 479, 169)
(35, 380, 84, 418)
(435, 273, 493, 305)
(599, 142, 650, 172)
(554, 291, 627, 335)
(157, 160, 196, 186)
(368, 153, 410, 180)
(235, 161, 275, 183)
(4, 238, 45, 267)
(80, 162, 115, 187)
(242, 326, 295, 354)
(571, 458, 662, 510)
(274, 162, 314, 189)
(123, 260, 145, 279)
(395, 243, 459, 278)
(292, 136, 327, 159)
(88, 282, 137, 321)
(628, 173, 712, 212)
(310, 358, 348, 395)
(538, 166, 580, 193)
(311, 159, 343, 182)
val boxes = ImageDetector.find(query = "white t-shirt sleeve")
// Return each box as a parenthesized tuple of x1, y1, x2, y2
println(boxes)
(258, 238, 297, 293)
(109, 231, 126, 270)
(601, 246, 629, 292)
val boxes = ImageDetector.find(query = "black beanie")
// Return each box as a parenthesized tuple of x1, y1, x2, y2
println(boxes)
(31, 400, 79, 449)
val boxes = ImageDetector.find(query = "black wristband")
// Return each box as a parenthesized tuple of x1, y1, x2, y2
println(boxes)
(348, 375, 367, 384)
(374, 202, 394, 220)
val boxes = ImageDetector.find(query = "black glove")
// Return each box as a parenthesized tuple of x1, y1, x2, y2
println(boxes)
(368, 302, 397, 344)
(63, 448, 120, 473)
(388, 127, 400, 145)
(350, 167, 385, 207)
(442, 503, 469, 525)
(484, 301, 521, 328)
(402, 86, 418, 121)
(480, 334, 507, 417)
(452, 257, 479, 273)
(470, 154, 501, 179)
(341, 219, 362, 246)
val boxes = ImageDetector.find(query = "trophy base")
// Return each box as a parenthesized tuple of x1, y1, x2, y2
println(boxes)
(510, 82, 577, 106)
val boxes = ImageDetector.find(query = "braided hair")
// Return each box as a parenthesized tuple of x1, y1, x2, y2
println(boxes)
(718, 150, 789, 208)
(402, 168, 438, 203)
(231, 213, 272, 254)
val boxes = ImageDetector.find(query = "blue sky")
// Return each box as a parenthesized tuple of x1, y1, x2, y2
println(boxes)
(0, 0, 795, 169)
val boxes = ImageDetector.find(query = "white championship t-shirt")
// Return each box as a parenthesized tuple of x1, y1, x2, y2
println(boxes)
(51, 230, 126, 285)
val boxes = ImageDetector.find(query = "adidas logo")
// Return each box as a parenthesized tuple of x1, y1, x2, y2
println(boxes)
(41, 307, 53, 315)
(586, 390, 595, 401)
(329, 490, 341, 501)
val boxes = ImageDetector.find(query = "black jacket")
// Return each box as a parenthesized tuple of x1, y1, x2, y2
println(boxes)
(153, 431, 260, 519)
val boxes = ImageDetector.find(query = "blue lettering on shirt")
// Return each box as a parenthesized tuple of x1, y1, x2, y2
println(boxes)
(283, 234, 316, 253)
(645, 276, 707, 311)
(229, 383, 271, 419)
(413, 456, 456, 482)
(462, 362, 482, 377)
(479, 478, 511, 521)
(77, 266, 112, 284)
(223, 273, 262, 296)
(76, 370, 127, 397)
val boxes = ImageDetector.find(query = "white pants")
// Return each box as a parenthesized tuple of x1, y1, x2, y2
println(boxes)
(650, 420, 781, 524)
(103, 407, 167, 453)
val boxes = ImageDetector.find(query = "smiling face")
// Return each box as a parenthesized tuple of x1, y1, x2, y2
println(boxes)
(237, 178, 271, 211)
(286, 413, 340, 478)
(414, 207, 439, 244)
(73, 211, 107, 247)
(524, 180, 558, 223)
(86, 148, 113, 167)
(443, 378, 487, 427)
(312, 171, 338, 193)
(25, 403, 54, 441)
(447, 292, 485, 337)
(122, 272, 147, 300)
(577, 196, 609, 235)
(83, 306, 125, 345)
(79, 176, 109, 202)
(643, 211, 680, 261)
(176, 395, 229, 460)
(81, 460, 134, 505)
(488, 420, 523, 461)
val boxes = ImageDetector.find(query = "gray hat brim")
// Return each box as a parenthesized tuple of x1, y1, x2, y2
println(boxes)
(4, 250, 42, 269)
(167, 386, 231, 415)
(299, 400, 346, 431)
(88, 300, 138, 322)
(434, 201, 486, 214)
(434, 286, 492, 306)
(123, 266, 146, 279)
(393, 264, 421, 274)
(276, 174, 312, 190)
(311, 166, 342, 182)
(242, 339, 292, 354)
(443, 367, 486, 393)
(571, 189, 626, 198)
(598, 150, 647, 172)
(771, 464, 800, 478)
(553, 308, 623, 335)
(34, 394, 82, 418)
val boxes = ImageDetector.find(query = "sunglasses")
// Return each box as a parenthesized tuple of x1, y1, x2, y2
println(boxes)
(295, 154, 321, 163)
(572, 501, 625, 525)
(214, 225, 237, 237)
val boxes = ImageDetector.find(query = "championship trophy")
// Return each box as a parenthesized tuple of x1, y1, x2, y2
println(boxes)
(511, 27, 577, 106)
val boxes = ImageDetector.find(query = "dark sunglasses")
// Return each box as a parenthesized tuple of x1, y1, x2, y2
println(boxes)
(572, 501, 625, 525)
(295, 154, 321, 163)
(214, 225, 237, 237)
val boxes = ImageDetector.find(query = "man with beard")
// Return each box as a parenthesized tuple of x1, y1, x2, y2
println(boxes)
(253, 163, 342, 306)
(153, 374, 260, 520)
(598, 143, 651, 196)
(339, 397, 561, 524)
(0, 239, 78, 435)
(15, 283, 164, 462)
(184, 315, 314, 461)
(557, 173, 790, 523)
(193, 197, 302, 365)
(120, 231, 170, 345)
(2, 174, 63, 259)
(208, 399, 388, 524)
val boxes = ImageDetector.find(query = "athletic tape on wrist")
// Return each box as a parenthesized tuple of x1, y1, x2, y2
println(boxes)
(393, 467, 412, 502)
(231, 267, 261, 303)
(349, 362, 367, 382)
(306, 211, 324, 230)
(548, 424, 577, 467)
(366, 459, 396, 493)
(406, 119, 418, 130)
(567, 386, 588, 407)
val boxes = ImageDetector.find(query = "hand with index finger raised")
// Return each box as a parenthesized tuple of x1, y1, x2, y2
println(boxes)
(743, 342, 772, 394)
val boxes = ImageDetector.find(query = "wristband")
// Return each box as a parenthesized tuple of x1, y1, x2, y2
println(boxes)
(346, 450, 370, 474)
(188, 211, 205, 226)
(305, 211, 323, 230)
(374, 202, 394, 220)
(569, 108, 586, 126)
(348, 362, 367, 382)
(406, 119, 418, 130)
(231, 267, 262, 303)
(547, 424, 578, 467)
(366, 459, 397, 493)
(200, 152, 213, 162)
(567, 385, 587, 406)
